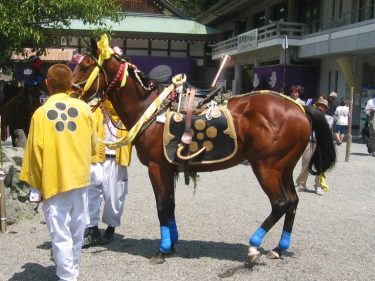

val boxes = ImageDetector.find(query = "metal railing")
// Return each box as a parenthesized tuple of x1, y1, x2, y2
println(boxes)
(212, 21, 304, 57)
(211, 5, 375, 58)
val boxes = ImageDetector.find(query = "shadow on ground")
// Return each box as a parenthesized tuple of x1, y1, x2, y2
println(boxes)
(83, 237, 295, 263)
(8, 263, 56, 281)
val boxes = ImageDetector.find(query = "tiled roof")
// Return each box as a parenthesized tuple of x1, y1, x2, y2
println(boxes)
(68, 14, 220, 35)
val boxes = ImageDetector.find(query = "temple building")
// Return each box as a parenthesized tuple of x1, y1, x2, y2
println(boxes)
(196, 0, 375, 129)
(12, 0, 221, 87)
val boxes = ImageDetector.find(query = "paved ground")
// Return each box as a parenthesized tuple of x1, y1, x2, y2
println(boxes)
(1, 140, 374, 281)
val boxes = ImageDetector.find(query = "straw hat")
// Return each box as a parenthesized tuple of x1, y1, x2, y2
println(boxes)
(315, 97, 329, 109)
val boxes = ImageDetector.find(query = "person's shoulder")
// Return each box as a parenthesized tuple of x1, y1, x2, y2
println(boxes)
(32, 104, 46, 117)
(68, 97, 92, 111)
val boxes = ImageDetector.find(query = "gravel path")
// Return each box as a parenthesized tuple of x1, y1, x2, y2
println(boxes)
(1, 141, 374, 281)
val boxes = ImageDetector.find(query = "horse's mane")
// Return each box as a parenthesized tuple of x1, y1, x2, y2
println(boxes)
(112, 55, 157, 98)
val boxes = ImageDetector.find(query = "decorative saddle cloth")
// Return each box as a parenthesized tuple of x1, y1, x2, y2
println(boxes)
(163, 106, 238, 165)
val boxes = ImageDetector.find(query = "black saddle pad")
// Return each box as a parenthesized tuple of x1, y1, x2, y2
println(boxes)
(163, 107, 238, 165)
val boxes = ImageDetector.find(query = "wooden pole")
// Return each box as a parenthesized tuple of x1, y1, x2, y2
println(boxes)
(211, 55, 229, 88)
(0, 114, 7, 233)
(345, 86, 354, 162)
(0, 174, 6, 233)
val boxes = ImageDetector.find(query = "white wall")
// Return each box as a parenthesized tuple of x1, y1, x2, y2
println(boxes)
(320, 55, 366, 128)
(319, 57, 348, 97)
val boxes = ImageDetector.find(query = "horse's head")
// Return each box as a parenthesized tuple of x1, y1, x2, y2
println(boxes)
(72, 38, 109, 102)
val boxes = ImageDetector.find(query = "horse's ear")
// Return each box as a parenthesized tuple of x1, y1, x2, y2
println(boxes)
(90, 38, 98, 56)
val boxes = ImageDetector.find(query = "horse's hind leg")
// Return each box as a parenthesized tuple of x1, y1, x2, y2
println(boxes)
(267, 174, 298, 259)
(248, 167, 296, 262)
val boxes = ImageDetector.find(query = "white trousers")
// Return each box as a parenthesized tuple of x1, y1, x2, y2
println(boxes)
(43, 187, 89, 281)
(88, 159, 128, 228)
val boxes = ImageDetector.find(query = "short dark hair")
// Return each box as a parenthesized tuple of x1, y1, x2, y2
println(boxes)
(291, 85, 304, 94)
(47, 64, 72, 93)
(340, 98, 347, 106)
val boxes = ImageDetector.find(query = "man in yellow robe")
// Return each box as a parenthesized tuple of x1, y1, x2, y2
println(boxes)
(20, 64, 97, 281)
(83, 100, 132, 247)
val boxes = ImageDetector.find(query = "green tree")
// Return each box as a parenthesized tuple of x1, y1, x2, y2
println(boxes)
(0, 0, 125, 67)
(169, 0, 217, 18)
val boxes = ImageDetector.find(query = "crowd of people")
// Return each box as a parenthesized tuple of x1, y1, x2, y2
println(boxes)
(289, 85, 350, 196)
(289, 83, 374, 195)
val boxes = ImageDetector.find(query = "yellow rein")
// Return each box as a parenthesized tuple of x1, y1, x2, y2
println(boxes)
(103, 83, 175, 149)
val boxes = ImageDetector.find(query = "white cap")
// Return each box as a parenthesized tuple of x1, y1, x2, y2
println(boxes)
(329, 92, 338, 97)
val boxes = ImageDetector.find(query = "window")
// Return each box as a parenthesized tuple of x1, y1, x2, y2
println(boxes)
(358, 0, 367, 21)
(274, 2, 288, 21)
(235, 18, 247, 35)
(254, 11, 266, 27)
(328, 71, 331, 93)
(301, 0, 320, 33)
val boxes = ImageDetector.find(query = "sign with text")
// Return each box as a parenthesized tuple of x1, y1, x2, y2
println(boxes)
(238, 29, 258, 50)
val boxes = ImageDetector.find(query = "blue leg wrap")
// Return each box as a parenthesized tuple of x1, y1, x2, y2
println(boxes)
(168, 219, 179, 245)
(160, 226, 171, 253)
(249, 227, 267, 247)
(278, 231, 291, 251)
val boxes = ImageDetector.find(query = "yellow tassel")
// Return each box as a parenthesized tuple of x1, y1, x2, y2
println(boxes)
(319, 173, 330, 192)
(97, 34, 114, 65)
(103, 100, 120, 123)
(83, 66, 100, 93)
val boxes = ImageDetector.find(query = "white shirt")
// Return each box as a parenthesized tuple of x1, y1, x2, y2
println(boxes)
(334, 106, 349, 125)
(295, 98, 305, 106)
(325, 114, 334, 129)
(365, 98, 375, 116)
(104, 119, 117, 155)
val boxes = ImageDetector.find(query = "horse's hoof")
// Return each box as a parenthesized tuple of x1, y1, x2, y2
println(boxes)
(266, 248, 281, 259)
(248, 246, 260, 263)
(150, 252, 166, 265)
(163, 245, 176, 257)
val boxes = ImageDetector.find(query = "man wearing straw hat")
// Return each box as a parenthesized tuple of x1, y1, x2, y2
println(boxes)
(296, 97, 333, 195)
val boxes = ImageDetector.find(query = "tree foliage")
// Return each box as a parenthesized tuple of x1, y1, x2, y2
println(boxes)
(0, 0, 125, 66)
(169, 0, 217, 19)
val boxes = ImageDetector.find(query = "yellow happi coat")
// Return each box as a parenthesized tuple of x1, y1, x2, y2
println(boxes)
(91, 102, 132, 166)
(20, 93, 97, 200)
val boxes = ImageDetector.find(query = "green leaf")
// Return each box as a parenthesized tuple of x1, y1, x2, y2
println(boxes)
(0, 0, 126, 67)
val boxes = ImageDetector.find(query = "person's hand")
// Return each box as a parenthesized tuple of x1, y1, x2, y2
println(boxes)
(29, 188, 43, 203)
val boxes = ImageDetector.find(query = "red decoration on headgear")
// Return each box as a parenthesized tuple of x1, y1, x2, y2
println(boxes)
(30, 55, 43, 69)
(71, 53, 84, 64)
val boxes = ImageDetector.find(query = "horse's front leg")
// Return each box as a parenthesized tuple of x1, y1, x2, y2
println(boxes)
(148, 162, 178, 264)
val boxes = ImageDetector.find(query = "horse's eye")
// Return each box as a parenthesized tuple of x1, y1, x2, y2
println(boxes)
(80, 67, 89, 73)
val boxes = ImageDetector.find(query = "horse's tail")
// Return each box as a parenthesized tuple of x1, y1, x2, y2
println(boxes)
(304, 106, 336, 175)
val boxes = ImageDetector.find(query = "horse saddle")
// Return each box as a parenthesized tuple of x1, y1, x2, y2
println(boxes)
(170, 85, 225, 114)
(163, 106, 238, 165)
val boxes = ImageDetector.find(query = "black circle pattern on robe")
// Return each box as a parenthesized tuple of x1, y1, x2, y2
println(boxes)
(46, 102, 80, 132)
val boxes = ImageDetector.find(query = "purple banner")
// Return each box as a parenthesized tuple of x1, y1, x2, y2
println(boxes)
(126, 55, 194, 83)
(253, 64, 318, 99)
(14, 55, 195, 84)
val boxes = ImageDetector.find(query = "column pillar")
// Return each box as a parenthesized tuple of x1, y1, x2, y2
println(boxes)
(233, 60, 242, 95)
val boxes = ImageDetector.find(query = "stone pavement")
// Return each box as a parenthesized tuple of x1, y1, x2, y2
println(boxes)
(1, 140, 374, 281)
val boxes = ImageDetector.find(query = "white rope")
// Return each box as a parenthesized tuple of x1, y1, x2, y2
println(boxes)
(205, 100, 218, 120)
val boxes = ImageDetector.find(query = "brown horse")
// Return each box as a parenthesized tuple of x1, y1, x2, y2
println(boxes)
(72, 39, 336, 264)
(0, 83, 45, 146)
